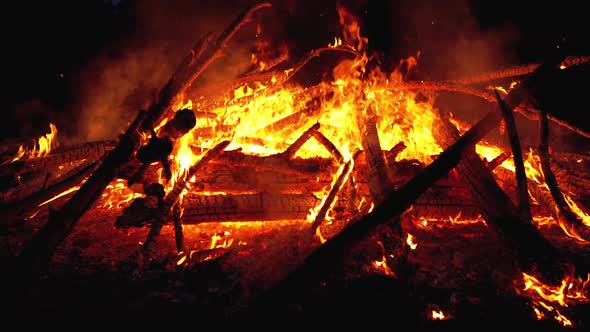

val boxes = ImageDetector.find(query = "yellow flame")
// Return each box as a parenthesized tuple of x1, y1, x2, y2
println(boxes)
(100, 179, 144, 208)
(518, 272, 589, 327)
(209, 231, 234, 249)
(315, 226, 327, 244)
(406, 233, 417, 250)
(31, 123, 58, 158)
(431, 310, 449, 320)
(7, 123, 59, 164)
(371, 241, 396, 277)
(38, 185, 80, 207)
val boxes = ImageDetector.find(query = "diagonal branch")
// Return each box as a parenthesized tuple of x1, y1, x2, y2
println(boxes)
(495, 90, 531, 221)
(538, 107, 590, 242)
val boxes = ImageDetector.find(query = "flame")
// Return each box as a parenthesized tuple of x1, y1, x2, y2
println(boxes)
(38, 185, 81, 207)
(430, 310, 449, 320)
(176, 251, 187, 266)
(517, 272, 589, 327)
(371, 241, 396, 277)
(406, 233, 418, 250)
(315, 226, 327, 244)
(31, 123, 58, 158)
(209, 231, 234, 249)
(328, 37, 343, 48)
(100, 179, 144, 209)
(307, 159, 354, 224)
(6, 123, 59, 164)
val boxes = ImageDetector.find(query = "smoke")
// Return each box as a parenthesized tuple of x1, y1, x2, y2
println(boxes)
(389, 0, 521, 80)
(69, 0, 265, 142)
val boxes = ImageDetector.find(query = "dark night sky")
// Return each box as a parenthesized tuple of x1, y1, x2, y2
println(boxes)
(2, 0, 588, 143)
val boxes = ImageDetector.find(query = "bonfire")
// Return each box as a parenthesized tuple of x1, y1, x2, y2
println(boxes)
(2, 2, 589, 329)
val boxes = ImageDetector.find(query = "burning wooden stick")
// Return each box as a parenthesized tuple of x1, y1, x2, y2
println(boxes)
(401, 80, 590, 139)
(311, 130, 344, 163)
(431, 53, 570, 281)
(360, 104, 392, 203)
(141, 140, 230, 254)
(486, 151, 510, 171)
(173, 198, 185, 253)
(310, 159, 353, 232)
(448, 55, 590, 85)
(495, 90, 532, 221)
(281, 123, 320, 159)
(0, 159, 99, 225)
(538, 107, 590, 242)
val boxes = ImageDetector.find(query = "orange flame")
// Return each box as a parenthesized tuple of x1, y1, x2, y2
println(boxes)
(406, 233, 417, 250)
(517, 272, 590, 327)
(5, 123, 58, 164)
(430, 310, 450, 320)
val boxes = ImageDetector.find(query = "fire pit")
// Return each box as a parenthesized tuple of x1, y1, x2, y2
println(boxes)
(2, 1, 589, 330)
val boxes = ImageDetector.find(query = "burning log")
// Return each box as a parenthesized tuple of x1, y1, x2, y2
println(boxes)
(281, 122, 321, 159)
(0, 159, 98, 224)
(401, 81, 590, 139)
(311, 130, 344, 163)
(495, 90, 531, 221)
(255, 94, 324, 136)
(173, 200, 185, 253)
(181, 192, 319, 223)
(310, 160, 353, 232)
(249, 108, 501, 308)
(432, 54, 570, 280)
(141, 140, 231, 255)
(0, 140, 115, 180)
(13, 3, 271, 279)
(448, 55, 590, 85)
(157, 108, 197, 141)
(538, 106, 590, 242)
(485, 151, 510, 171)
(15, 111, 147, 278)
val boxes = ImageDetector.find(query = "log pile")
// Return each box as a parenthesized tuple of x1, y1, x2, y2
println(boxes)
(1, 2, 590, 329)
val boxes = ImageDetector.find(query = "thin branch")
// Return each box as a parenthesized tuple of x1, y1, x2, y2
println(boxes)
(310, 160, 353, 232)
(538, 107, 590, 242)
(495, 90, 531, 221)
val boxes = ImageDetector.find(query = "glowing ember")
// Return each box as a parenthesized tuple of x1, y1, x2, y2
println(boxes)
(517, 272, 590, 327)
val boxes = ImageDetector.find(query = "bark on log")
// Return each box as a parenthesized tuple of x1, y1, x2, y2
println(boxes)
(360, 105, 392, 204)
(0, 140, 115, 178)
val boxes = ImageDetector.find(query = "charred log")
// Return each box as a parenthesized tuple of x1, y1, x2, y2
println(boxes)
(495, 90, 531, 221)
